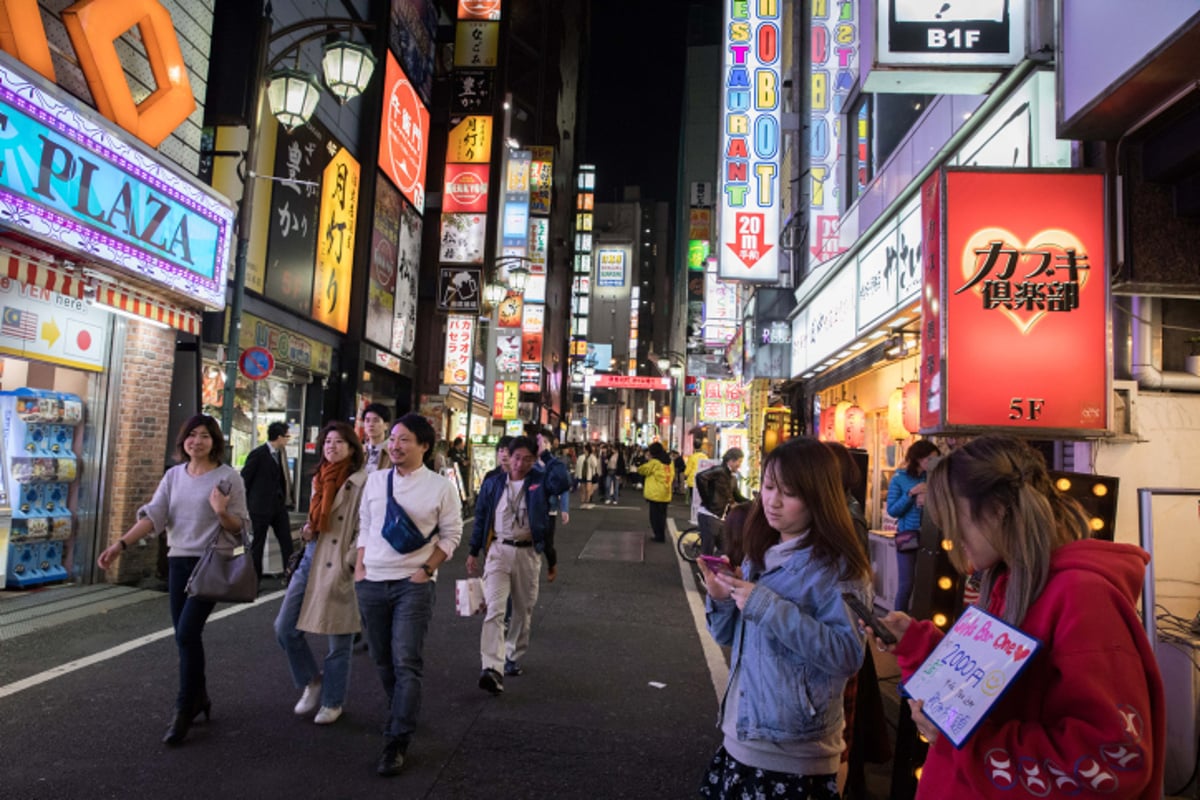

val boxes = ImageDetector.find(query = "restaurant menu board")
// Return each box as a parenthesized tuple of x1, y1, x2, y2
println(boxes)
(901, 606, 1041, 748)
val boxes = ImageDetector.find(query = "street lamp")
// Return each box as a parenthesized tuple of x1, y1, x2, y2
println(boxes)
(218, 4, 376, 443)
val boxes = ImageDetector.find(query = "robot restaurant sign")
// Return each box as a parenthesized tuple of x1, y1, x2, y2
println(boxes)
(718, 0, 781, 283)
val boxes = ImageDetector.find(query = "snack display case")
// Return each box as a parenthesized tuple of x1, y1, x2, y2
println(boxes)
(1, 389, 82, 588)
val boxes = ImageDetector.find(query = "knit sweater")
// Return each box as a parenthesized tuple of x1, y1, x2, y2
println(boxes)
(137, 463, 250, 557)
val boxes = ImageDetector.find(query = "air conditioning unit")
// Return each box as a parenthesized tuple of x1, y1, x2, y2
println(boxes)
(1158, 635, 1200, 797)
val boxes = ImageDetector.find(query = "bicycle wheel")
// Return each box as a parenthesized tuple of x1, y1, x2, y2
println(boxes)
(676, 526, 702, 562)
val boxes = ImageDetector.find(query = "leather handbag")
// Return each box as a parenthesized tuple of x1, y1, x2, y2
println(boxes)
(186, 526, 257, 603)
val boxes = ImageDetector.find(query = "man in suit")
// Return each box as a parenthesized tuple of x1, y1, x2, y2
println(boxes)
(242, 421, 295, 580)
(361, 403, 393, 474)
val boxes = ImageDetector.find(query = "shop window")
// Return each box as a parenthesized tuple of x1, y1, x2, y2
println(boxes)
(847, 92, 934, 208)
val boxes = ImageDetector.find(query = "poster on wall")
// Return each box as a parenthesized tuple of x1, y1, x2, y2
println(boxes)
(366, 176, 400, 349)
(378, 52, 430, 215)
(312, 148, 360, 332)
(392, 199, 422, 360)
(438, 213, 487, 263)
(389, 0, 437, 105)
(264, 120, 328, 315)
(496, 333, 521, 375)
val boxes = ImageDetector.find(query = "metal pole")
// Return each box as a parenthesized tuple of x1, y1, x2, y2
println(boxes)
(220, 4, 273, 447)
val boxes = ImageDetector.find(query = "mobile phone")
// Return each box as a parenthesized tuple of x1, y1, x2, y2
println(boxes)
(842, 592, 897, 645)
(698, 555, 735, 576)
(217, 478, 233, 496)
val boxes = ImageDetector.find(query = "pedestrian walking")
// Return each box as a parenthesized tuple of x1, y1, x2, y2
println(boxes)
(886, 439, 940, 612)
(603, 445, 625, 504)
(360, 402, 393, 474)
(355, 413, 463, 777)
(97, 414, 250, 746)
(638, 442, 675, 543)
(697, 437, 871, 799)
(274, 421, 366, 726)
(575, 444, 599, 507)
(694, 447, 747, 555)
(241, 420, 295, 582)
(466, 433, 571, 693)
(869, 435, 1165, 800)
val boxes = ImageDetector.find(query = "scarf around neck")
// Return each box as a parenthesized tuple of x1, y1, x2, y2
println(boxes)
(309, 458, 353, 533)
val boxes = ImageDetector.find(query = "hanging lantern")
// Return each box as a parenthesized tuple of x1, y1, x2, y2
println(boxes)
(267, 68, 322, 131)
(820, 407, 837, 442)
(903, 380, 921, 434)
(844, 404, 866, 449)
(888, 387, 908, 440)
(833, 400, 853, 442)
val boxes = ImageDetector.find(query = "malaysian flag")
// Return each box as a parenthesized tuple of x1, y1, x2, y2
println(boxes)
(2, 307, 37, 341)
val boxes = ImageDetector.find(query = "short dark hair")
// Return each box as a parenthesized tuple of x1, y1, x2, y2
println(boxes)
(904, 439, 941, 477)
(497, 435, 515, 452)
(267, 421, 290, 441)
(175, 414, 225, 464)
(722, 447, 744, 465)
(394, 412, 436, 451)
(507, 436, 537, 457)
(317, 420, 364, 472)
(362, 402, 390, 423)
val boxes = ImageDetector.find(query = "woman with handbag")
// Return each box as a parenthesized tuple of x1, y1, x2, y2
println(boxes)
(97, 414, 249, 746)
(274, 420, 367, 726)
(886, 439, 940, 613)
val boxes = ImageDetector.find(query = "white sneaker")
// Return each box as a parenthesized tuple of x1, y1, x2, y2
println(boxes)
(314, 706, 343, 725)
(294, 680, 322, 715)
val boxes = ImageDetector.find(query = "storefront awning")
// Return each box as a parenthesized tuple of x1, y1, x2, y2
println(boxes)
(2, 247, 202, 335)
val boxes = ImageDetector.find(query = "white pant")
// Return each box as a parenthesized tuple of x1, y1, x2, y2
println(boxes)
(480, 542, 541, 672)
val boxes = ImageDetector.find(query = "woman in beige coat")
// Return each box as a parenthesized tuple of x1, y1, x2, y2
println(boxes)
(274, 420, 366, 725)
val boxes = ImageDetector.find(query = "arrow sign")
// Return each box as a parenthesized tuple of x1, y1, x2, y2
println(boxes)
(41, 318, 60, 347)
(726, 212, 773, 269)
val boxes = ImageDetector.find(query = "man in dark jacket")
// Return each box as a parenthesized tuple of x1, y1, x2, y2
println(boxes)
(241, 421, 295, 579)
(694, 447, 747, 556)
(465, 435, 570, 694)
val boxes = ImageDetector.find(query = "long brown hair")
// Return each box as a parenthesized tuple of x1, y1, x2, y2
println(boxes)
(317, 420, 365, 472)
(742, 437, 871, 583)
(925, 435, 1091, 626)
(174, 414, 225, 464)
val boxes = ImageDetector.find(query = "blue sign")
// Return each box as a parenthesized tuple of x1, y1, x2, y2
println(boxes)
(239, 347, 275, 381)
(0, 58, 235, 309)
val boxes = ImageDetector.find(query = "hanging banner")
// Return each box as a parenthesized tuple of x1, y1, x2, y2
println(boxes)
(443, 314, 475, 386)
(378, 51, 430, 214)
(446, 115, 493, 163)
(924, 169, 1108, 436)
(718, 0, 781, 282)
(312, 148, 360, 332)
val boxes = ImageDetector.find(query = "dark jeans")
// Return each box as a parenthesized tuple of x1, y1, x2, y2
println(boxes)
(698, 514, 726, 556)
(895, 546, 918, 613)
(648, 500, 669, 542)
(250, 507, 294, 578)
(167, 556, 216, 711)
(356, 578, 436, 744)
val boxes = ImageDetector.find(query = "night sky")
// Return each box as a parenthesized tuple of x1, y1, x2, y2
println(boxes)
(586, 0, 715, 202)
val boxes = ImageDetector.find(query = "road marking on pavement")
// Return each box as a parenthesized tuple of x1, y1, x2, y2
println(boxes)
(669, 518, 729, 703)
(0, 589, 287, 701)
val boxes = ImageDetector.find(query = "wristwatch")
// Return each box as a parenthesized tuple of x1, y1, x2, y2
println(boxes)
(420, 563, 434, 577)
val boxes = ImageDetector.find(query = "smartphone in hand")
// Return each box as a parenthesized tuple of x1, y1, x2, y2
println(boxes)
(698, 555, 736, 576)
(217, 478, 233, 496)
(842, 592, 897, 645)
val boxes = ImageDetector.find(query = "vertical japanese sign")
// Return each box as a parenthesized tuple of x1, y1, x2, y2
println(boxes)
(392, 200, 422, 359)
(367, 175, 401, 348)
(312, 148, 359, 332)
(927, 169, 1108, 434)
(444, 314, 475, 385)
(503, 150, 532, 256)
(719, 0, 781, 282)
(447, 116, 493, 163)
(265, 121, 328, 316)
(454, 21, 500, 67)
(810, 0, 857, 263)
(379, 51, 430, 215)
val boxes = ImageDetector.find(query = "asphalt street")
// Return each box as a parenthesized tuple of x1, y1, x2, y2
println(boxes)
(0, 495, 726, 800)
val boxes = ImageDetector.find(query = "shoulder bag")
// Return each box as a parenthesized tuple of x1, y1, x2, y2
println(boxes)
(380, 470, 440, 554)
(186, 526, 257, 603)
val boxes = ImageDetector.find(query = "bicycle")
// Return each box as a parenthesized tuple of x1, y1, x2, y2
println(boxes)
(676, 524, 702, 562)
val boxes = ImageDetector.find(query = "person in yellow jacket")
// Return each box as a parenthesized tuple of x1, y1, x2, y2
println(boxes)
(684, 445, 707, 493)
(638, 442, 675, 543)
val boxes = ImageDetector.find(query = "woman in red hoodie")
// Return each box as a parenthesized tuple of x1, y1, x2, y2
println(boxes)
(867, 435, 1164, 799)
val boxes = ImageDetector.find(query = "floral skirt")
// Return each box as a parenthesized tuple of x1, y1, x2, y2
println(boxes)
(699, 747, 839, 800)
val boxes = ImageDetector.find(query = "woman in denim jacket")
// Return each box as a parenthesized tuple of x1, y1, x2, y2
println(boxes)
(699, 437, 873, 800)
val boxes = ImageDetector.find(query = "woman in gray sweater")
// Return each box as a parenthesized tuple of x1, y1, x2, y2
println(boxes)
(98, 414, 250, 745)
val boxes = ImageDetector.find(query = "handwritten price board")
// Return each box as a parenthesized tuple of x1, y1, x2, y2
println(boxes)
(901, 605, 1041, 748)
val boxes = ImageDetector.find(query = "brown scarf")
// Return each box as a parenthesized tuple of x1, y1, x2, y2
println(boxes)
(308, 458, 353, 534)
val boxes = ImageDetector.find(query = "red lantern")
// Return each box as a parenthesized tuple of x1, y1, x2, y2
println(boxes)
(844, 404, 866, 449)
(833, 401, 852, 442)
(902, 381, 920, 434)
(820, 407, 836, 441)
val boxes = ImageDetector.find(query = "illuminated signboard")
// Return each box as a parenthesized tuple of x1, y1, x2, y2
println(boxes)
(701, 379, 747, 421)
(718, 0, 781, 283)
(458, 0, 501, 20)
(443, 163, 489, 213)
(444, 314, 474, 386)
(454, 21, 499, 67)
(378, 51, 430, 214)
(312, 148, 360, 332)
(596, 249, 626, 287)
(810, 1, 857, 263)
(0, 58, 233, 309)
(921, 170, 1108, 435)
(591, 374, 671, 390)
(446, 116, 492, 163)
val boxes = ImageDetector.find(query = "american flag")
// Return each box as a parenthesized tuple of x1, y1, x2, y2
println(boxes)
(2, 307, 37, 341)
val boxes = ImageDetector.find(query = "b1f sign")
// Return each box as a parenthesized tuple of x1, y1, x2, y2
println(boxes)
(718, 0, 780, 283)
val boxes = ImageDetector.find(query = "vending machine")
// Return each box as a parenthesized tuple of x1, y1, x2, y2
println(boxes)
(0, 389, 82, 588)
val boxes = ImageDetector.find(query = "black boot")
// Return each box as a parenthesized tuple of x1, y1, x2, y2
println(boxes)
(190, 693, 212, 723)
(163, 708, 192, 746)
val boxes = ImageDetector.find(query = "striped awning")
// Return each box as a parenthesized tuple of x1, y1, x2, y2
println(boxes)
(2, 247, 202, 335)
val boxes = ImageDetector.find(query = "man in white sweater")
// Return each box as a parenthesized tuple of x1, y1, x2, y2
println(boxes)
(355, 413, 462, 777)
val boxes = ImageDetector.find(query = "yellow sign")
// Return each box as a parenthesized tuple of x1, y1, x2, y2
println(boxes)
(312, 148, 360, 332)
(453, 21, 499, 67)
(501, 380, 519, 419)
(237, 312, 333, 376)
(446, 115, 492, 163)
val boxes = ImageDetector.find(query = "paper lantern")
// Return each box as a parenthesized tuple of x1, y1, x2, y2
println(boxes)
(888, 388, 908, 440)
(903, 380, 920, 434)
(844, 404, 866, 449)
(832, 401, 853, 442)
(819, 407, 837, 442)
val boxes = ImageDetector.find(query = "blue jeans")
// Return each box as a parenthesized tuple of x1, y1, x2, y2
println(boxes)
(895, 547, 918, 613)
(167, 556, 216, 711)
(274, 542, 353, 708)
(604, 474, 621, 502)
(355, 577, 436, 743)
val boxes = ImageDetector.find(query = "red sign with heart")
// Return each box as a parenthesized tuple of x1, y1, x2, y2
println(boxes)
(925, 170, 1107, 433)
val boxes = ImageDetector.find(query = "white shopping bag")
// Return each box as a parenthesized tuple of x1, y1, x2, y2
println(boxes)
(455, 577, 486, 617)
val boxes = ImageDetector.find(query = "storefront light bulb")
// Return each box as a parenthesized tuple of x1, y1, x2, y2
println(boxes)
(941, 539, 953, 551)
(1055, 477, 1072, 492)
(937, 576, 953, 590)
(932, 613, 948, 628)
(1092, 483, 1108, 497)
(1090, 517, 1105, 531)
